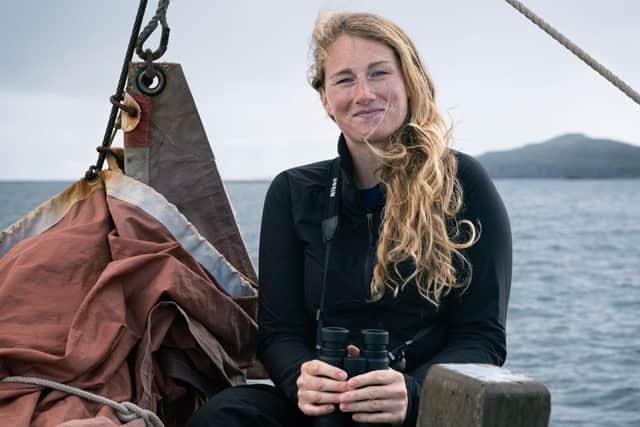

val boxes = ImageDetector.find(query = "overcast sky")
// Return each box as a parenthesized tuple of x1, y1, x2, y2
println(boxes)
(1, 0, 638, 180)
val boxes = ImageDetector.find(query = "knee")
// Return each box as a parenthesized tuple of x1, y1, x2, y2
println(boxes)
(186, 387, 247, 427)
(186, 385, 278, 427)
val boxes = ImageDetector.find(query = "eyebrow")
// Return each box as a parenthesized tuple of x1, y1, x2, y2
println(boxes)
(328, 60, 393, 81)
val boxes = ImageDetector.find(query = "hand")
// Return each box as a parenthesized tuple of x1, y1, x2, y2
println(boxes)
(338, 368, 408, 426)
(296, 359, 348, 416)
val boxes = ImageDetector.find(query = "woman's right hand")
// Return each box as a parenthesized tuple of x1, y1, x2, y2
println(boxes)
(296, 359, 348, 416)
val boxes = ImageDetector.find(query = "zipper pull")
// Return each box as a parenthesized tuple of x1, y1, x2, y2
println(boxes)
(366, 212, 375, 247)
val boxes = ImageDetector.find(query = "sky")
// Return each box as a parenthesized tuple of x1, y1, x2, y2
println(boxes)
(1, 0, 638, 180)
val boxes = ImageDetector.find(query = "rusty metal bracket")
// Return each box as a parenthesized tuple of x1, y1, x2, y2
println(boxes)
(85, 0, 150, 182)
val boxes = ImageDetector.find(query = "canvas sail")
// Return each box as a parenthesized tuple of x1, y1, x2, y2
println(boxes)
(0, 62, 260, 426)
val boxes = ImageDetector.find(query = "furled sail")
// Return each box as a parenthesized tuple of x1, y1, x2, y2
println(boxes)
(0, 62, 259, 426)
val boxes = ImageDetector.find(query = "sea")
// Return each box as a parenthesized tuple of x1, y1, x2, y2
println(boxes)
(1, 179, 638, 427)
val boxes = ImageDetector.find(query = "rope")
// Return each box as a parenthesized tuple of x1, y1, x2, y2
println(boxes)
(505, 0, 640, 106)
(1, 376, 164, 427)
(86, 0, 150, 181)
(136, 0, 171, 60)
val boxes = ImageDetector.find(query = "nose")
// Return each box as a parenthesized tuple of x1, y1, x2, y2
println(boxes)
(354, 78, 376, 104)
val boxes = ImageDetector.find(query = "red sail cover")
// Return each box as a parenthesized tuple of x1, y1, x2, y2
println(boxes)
(0, 167, 258, 426)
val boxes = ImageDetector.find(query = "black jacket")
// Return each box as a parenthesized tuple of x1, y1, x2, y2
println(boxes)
(257, 135, 512, 426)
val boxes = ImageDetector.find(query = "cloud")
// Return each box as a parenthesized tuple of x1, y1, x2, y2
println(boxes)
(1, 1, 638, 179)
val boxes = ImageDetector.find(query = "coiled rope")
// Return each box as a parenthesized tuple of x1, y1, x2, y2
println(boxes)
(0, 376, 164, 427)
(505, 0, 640, 106)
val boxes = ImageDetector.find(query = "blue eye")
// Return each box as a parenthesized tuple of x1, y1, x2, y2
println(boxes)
(370, 70, 389, 78)
(336, 77, 354, 85)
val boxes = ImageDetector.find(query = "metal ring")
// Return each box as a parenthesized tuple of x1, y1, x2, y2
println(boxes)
(136, 66, 166, 96)
(85, 165, 98, 182)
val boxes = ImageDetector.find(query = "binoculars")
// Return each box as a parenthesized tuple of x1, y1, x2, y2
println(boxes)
(312, 326, 390, 427)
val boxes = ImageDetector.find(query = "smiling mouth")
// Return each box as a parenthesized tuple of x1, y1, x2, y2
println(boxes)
(354, 109, 385, 118)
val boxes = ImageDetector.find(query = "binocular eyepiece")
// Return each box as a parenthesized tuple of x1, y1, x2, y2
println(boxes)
(317, 326, 390, 375)
(312, 326, 390, 427)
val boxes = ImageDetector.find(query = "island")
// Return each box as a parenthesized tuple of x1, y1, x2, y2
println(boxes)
(476, 133, 640, 178)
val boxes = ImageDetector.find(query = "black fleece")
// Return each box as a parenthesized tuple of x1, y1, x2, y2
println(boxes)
(257, 135, 512, 426)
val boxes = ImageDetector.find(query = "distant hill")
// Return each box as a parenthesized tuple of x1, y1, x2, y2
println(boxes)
(476, 133, 640, 178)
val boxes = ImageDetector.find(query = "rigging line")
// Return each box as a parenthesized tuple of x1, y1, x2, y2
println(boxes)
(505, 0, 640, 107)
(0, 376, 164, 427)
(136, 0, 171, 60)
(86, 0, 149, 181)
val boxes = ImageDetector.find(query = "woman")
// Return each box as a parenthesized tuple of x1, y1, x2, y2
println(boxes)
(189, 12, 511, 427)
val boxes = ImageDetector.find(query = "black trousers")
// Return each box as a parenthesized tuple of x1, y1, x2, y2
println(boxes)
(187, 384, 359, 427)
(190, 383, 385, 427)
(186, 384, 310, 427)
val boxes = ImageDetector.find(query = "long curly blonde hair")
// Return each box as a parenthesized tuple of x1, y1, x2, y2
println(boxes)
(310, 12, 478, 306)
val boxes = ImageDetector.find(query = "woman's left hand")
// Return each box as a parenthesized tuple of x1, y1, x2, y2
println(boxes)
(338, 368, 408, 426)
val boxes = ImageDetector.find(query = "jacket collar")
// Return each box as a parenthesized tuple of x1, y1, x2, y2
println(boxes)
(336, 134, 385, 214)
(337, 134, 356, 185)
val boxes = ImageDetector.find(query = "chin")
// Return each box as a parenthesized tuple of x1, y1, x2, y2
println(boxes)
(345, 128, 396, 146)
(366, 129, 396, 144)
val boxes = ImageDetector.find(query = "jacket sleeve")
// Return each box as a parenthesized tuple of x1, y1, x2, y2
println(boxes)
(402, 155, 512, 426)
(256, 172, 316, 403)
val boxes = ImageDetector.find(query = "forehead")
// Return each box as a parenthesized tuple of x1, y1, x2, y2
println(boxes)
(324, 35, 397, 71)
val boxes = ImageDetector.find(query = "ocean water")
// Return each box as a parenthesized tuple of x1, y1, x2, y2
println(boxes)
(1, 179, 639, 426)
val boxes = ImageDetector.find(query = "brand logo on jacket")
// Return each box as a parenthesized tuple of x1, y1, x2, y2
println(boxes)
(330, 177, 338, 198)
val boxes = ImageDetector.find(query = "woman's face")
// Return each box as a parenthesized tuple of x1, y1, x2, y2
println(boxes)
(321, 35, 409, 147)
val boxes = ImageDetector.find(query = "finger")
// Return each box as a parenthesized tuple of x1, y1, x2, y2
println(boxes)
(298, 389, 343, 405)
(314, 376, 350, 393)
(347, 369, 397, 389)
(298, 402, 338, 417)
(340, 384, 402, 404)
(352, 409, 401, 424)
(340, 396, 400, 414)
(346, 344, 361, 357)
(302, 360, 348, 381)
(298, 374, 348, 394)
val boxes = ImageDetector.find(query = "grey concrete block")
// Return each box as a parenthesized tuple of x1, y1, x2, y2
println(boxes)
(418, 364, 550, 427)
